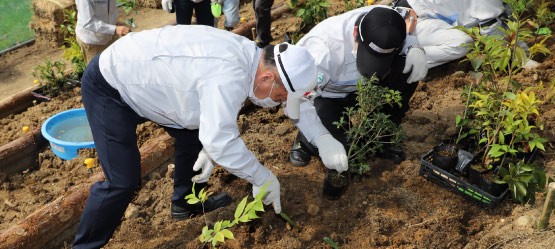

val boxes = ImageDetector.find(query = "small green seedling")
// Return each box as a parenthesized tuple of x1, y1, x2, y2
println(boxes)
(278, 212, 296, 228)
(323, 236, 340, 249)
(185, 182, 268, 248)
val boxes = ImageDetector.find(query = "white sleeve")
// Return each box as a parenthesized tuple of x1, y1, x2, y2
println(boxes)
(293, 98, 329, 144)
(76, 0, 116, 35)
(197, 72, 271, 186)
(298, 36, 332, 90)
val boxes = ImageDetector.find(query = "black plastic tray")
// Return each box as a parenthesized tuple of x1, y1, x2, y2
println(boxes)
(419, 149, 509, 208)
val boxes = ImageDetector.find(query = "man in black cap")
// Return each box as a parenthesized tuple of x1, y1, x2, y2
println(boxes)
(288, 5, 428, 168)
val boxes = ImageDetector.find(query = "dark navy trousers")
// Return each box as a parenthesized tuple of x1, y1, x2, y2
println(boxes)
(73, 55, 203, 249)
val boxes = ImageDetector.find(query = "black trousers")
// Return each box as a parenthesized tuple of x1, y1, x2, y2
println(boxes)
(73, 55, 203, 249)
(175, 0, 214, 26)
(299, 54, 418, 149)
(253, 0, 274, 44)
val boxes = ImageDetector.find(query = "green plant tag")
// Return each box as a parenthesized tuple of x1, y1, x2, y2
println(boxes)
(211, 3, 222, 18)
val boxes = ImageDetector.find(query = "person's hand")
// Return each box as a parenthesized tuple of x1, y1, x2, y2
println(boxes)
(191, 149, 215, 183)
(314, 134, 348, 173)
(403, 47, 428, 83)
(115, 26, 130, 36)
(162, 0, 174, 13)
(252, 172, 281, 214)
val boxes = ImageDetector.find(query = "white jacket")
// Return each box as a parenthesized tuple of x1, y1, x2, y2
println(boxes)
(99, 25, 271, 185)
(407, 0, 504, 27)
(76, 0, 118, 45)
(293, 6, 406, 144)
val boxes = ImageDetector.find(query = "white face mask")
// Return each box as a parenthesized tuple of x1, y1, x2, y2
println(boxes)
(249, 80, 281, 108)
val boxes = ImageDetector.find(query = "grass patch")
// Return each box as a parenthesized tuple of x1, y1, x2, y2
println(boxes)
(0, 0, 35, 51)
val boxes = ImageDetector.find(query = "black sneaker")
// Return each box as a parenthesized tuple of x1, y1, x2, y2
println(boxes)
(289, 137, 312, 167)
(377, 146, 406, 164)
(171, 192, 232, 220)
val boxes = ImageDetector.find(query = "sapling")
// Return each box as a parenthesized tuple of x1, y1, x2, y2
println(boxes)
(334, 76, 404, 174)
(185, 182, 269, 248)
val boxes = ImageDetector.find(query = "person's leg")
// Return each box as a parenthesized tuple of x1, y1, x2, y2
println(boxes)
(163, 127, 232, 219)
(73, 55, 146, 248)
(415, 18, 472, 68)
(194, 0, 215, 26)
(380, 55, 418, 125)
(175, 0, 195, 24)
(253, 0, 274, 46)
(222, 0, 240, 29)
(76, 36, 109, 65)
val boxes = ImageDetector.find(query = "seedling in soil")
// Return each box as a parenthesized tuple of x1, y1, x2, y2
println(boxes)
(323, 236, 340, 249)
(278, 211, 296, 228)
(186, 182, 268, 248)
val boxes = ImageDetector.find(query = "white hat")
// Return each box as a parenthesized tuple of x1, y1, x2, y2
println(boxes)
(274, 43, 317, 119)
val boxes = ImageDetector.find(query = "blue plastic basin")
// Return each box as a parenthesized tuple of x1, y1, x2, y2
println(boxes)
(41, 108, 95, 160)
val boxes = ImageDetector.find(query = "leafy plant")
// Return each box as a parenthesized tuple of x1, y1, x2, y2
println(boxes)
(32, 59, 67, 97)
(292, 0, 330, 31)
(495, 160, 548, 204)
(117, 0, 138, 28)
(334, 76, 404, 174)
(185, 182, 268, 248)
(60, 9, 85, 79)
(323, 236, 340, 249)
(343, 0, 365, 12)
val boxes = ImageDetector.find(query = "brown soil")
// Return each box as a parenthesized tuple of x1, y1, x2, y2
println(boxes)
(2, 1, 555, 249)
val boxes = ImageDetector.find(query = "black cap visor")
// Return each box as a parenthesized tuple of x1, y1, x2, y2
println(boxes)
(356, 44, 397, 80)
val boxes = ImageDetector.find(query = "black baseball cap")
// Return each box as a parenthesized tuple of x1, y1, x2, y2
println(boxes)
(356, 7, 406, 79)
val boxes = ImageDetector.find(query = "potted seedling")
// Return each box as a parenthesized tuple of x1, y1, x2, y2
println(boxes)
(327, 76, 403, 199)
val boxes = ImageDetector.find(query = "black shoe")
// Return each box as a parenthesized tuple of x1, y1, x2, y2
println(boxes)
(225, 26, 233, 31)
(377, 146, 406, 164)
(289, 138, 312, 167)
(171, 192, 232, 220)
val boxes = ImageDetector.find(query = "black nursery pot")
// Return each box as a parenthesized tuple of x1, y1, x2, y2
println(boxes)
(432, 144, 459, 171)
(468, 165, 508, 197)
(323, 170, 350, 200)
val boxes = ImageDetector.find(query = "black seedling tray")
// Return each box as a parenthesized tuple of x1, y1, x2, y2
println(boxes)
(419, 149, 509, 208)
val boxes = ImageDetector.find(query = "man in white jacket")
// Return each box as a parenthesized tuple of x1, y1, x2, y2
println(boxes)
(289, 6, 428, 169)
(73, 25, 348, 248)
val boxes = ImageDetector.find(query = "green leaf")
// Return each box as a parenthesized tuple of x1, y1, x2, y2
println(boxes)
(221, 229, 235, 240)
(214, 231, 225, 243)
(234, 197, 248, 220)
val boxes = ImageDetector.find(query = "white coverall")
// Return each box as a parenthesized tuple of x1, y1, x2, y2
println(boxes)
(76, 0, 119, 45)
(406, 0, 505, 68)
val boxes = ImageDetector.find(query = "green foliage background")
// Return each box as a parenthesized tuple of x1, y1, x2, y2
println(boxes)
(0, 0, 35, 51)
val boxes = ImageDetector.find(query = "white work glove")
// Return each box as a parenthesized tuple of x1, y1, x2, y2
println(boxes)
(403, 47, 428, 83)
(252, 172, 281, 214)
(314, 134, 348, 173)
(161, 0, 173, 13)
(191, 149, 215, 183)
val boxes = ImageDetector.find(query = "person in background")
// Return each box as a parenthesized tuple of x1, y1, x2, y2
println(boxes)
(72, 24, 347, 248)
(75, 0, 130, 64)
(289, 6, 428, 168)
(394, 0, 540, 69)
(162, 0, 214, 26)
(211, 0, 240, 31)
(253, 0, 274, 47)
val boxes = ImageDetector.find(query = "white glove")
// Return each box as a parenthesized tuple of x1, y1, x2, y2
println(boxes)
(161, 0, 173, 13)
(403, 47, 428, 83)
(252, 172, 281, 214)
(191, 149, 214, 183)
(211, 0, 222, 4)
(314, 134, 348, 173)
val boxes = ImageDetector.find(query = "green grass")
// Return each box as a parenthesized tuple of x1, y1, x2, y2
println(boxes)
(0, 0, 35, 51)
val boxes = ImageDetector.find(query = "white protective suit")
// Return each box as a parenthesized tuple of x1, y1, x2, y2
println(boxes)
(293, 5, 415, 144)
(99, 25, 273, 186)
(407, 0, 505, 68)
(76, 0, 119, 45)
